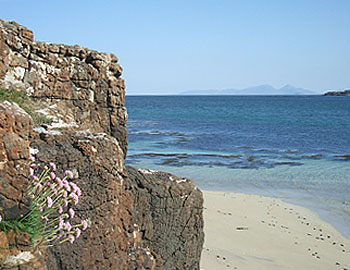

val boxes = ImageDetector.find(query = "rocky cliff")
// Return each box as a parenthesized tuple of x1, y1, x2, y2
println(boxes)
(0, 20, 203, 269)
(0, 19, 127, 157)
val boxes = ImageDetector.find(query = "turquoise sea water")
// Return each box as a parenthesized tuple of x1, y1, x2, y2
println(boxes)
(125, 96, 350, 238)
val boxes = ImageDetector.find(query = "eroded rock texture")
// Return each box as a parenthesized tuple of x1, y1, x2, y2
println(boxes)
(0, 101, 48, 270)
(127, 167, 204, 270)
(0, 102, 155, 270)
(31, 132, 147, 270)
(0, 19, 204, 270)
(0, 101, 32, 220)
(0, 230, 48, 270)
(0, 19, 127, 157)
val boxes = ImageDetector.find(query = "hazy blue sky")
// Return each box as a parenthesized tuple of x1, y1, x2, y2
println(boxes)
(1, 0, 349, 94)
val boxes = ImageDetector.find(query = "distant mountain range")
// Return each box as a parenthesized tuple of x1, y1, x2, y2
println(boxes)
(179, 84, 316, 95)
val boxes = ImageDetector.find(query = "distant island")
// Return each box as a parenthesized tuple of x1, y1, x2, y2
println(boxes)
(180, 84, 316, 95)
(323, 90, 350, 96)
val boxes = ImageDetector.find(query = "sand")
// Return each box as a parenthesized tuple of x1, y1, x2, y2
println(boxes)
(201, 191, 350, 270)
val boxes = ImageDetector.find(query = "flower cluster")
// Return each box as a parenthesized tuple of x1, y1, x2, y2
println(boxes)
(23, 156, 88, 246)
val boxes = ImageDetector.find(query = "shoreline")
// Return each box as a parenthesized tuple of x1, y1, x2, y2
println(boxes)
(201, 191, 350, 270)
(199, 185, 350, 240)
(127, 159, 350, 239)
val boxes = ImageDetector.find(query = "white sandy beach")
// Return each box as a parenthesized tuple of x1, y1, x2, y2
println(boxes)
(201, 191, 350, 270)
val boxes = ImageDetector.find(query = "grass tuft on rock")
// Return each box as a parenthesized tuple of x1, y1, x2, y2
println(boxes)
(0, 208, 42, 246)
(0, 88, 52, 126)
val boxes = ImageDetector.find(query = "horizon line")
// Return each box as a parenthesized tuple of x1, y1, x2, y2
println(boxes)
(125, 94, 324, 96)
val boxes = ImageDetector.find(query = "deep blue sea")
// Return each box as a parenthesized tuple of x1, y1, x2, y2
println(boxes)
(125, 95, 350, 238)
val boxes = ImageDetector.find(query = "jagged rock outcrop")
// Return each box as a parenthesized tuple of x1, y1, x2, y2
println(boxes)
(127, 167, 204, 270)
(0, 19, 127, 157)
(0, 101, 156, 269)
(0, 20, 204, 270)
(31, 131, 154, 270)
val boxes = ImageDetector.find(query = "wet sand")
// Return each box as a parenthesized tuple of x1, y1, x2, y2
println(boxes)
(201, 191, 350, 270)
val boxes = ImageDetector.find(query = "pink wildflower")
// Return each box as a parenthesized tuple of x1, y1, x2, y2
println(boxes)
(47, 196, 53, 208)
(68, 208, 75, 219)
(63, 191, 68, 198)
(76, 186, 82, 197)
(81, 220, 88, 231)
(64, 200, 69, 207)
(75, 228, 81, 239)
(56, 177, 63, 189)
(29, 168, 34, 176)
(69, 193, 79, 205)
(39, 206, 43, 212)
(63, 180, 71, 192)
(30, 163, 38, 168)
(70, 182, 78, 193)
(68, 234, 75, 244)
(50, 172, 56, 180)
(37, 183, 43, 191)
(0, 215, 2, 223)
(65, 222, 72, 231)
(59, 218, 64, 228)
(58, 206, 63, 214)
(33, 176, 39, 181)
(28, 156, 35, 162)
(49, 162, 56, 171)
(51, 186, 57, 194)
(64, 170, 74, 179)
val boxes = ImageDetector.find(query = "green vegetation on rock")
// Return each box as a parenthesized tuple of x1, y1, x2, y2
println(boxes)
(0, 88, 52, 126)
(0, 208, 41, 246)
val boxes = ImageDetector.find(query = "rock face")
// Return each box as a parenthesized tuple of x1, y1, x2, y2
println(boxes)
(0, 20, 204, 270)
(0, 101, 157, 269)
(0, 19, 127, 157)
(0, 230, 48, 270)
(32, 132, 129, 269)
(127, 167, 204, 270)
(0, 101, 48, 269)
(0, 101, 32, 220)
(323, 90, 350, 96)
(31, 131, 155, 270)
